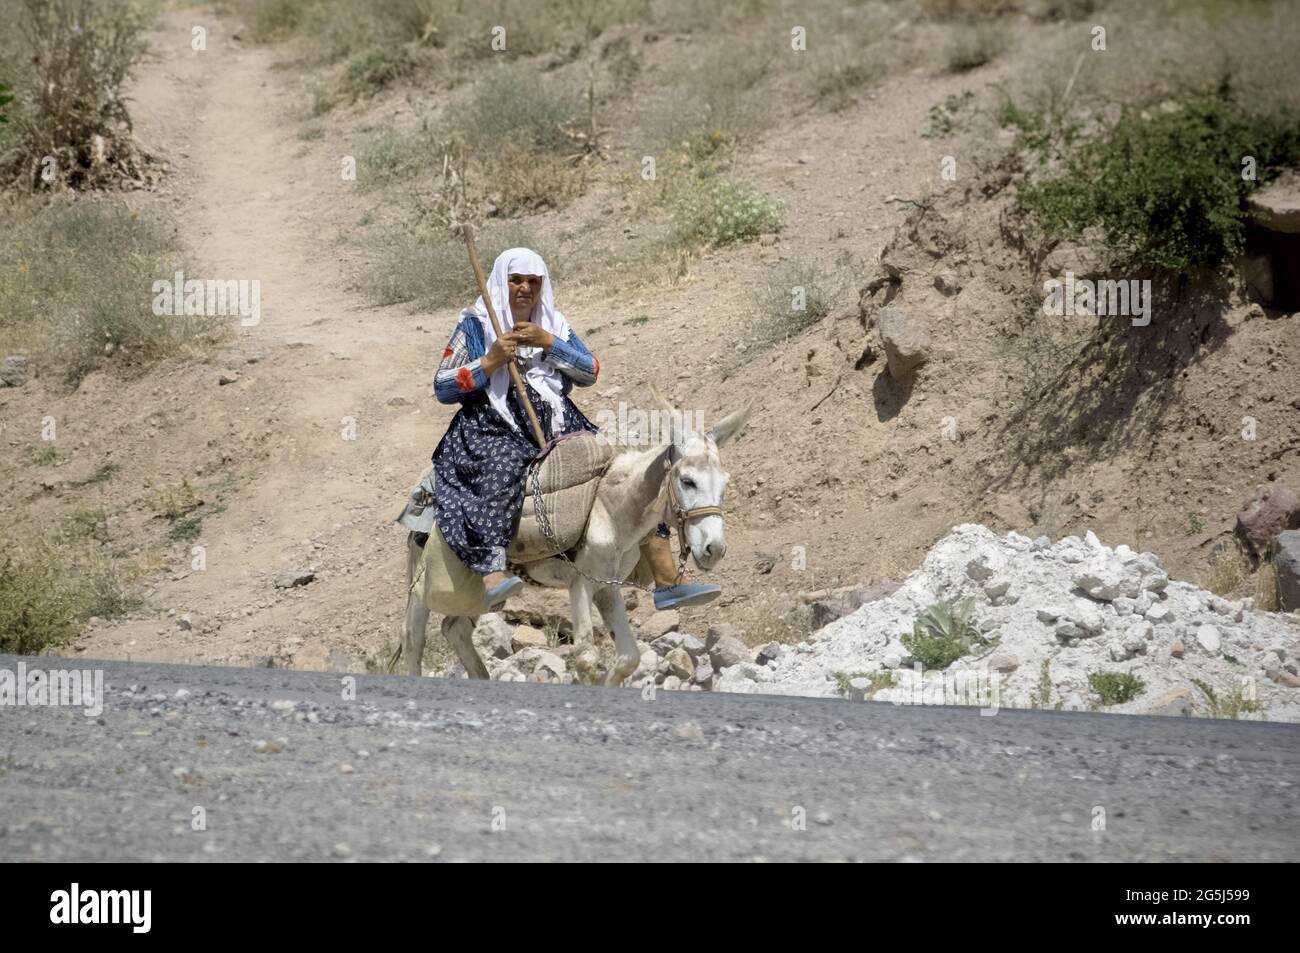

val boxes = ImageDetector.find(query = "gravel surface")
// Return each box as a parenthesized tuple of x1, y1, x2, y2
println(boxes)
(2, 654, 1297, 862)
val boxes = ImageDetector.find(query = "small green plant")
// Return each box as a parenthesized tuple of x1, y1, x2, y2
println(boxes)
(345, 45, 418, 98)
(152, 478, 202, 521)
(0, 546, 81, 654)
(1186, 512, 1206, 536)
(1029, 658, 1054, 709)
(901, 597, 997, 669)
(27, 444, 63, 466)
(0, 81, 13, 123)
(831, 670, 897, 698)
(922, 91, 976, 138)
(167, 515, 203, 543)
(1190, 678, 1262, 719)
(669, 178, 782, 251)
(624, 315, 650, 327)
(64, 507, 109, 544)
(1088, 670, 1146, 706)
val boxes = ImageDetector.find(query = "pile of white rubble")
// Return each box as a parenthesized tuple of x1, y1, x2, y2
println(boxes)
(716, 524, 1300, 721)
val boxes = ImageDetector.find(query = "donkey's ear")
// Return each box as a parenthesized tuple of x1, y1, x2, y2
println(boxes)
(647, 382, 688, 454)
(708, 401, 754, 448)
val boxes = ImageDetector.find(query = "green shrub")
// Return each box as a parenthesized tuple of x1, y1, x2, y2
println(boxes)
(0, 199, 220, 383)
(669, 178, 782, 251)
(1016, 92, 1300, 273)
(345, 44, 418, 97)
(1190, 677, 1262, 719)
(901, 597, 997, 669)
(0, 546, 81, 654)
(450, 62, 583, 155)
(1087, 670, 1145, 706)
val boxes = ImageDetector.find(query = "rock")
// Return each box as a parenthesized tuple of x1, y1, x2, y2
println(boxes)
(982, 576, 1011, 600)
(808, 582, 902, 630)
(0, 355, 28, 387)
(273, 569, 315, 589)
(218, 371, 239, 385)
(1170, 641, 1185, 658)
(641, 610, 680, 641)
(692, 656, 715, 687)
(472, 614, 515, 660)
(933, 270, 962, 296)
(877, 305, 931, 383)
(709, 634, 750, 671)
(1148, 686, 1194, 717)
(965, 551, 1006, 582)
(1247, 169, 1300, 233)
(631, 647, 659, 682)
(1145, 602, 1172, 624)
(756, 641, 783, 666)
(177, 613, 194, 631)
(1275, 530, 1300, 612)
(986, 652, 1019, 673)
(664, 647, 695, 680)
(510, 625, 548, 652)
(706, 623, 744, 649)
(1270, 669, 1300, 688)
(680, 634, 707, 660)
(650, 632, 686, 656)
(1234, 483, 1300, 559)
(1195, 624, 1221, 656)
(661, 675, 683, 691)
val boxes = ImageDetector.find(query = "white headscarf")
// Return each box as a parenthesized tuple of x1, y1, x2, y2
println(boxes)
(461, 247, 573, 439)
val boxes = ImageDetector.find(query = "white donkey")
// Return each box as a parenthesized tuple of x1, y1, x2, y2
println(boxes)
(401, 399, 750, 685)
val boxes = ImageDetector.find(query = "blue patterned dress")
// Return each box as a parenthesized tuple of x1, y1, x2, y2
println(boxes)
(431, 315, 599, 573)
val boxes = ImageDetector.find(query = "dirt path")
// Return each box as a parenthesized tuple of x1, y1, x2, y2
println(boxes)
(77, 15, 471, 671)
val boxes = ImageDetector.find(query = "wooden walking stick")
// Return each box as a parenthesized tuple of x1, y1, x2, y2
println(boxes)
(460, 226, 548, 449)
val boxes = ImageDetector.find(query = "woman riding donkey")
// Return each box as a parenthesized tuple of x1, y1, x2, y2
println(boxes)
(430, 246, 721, 612)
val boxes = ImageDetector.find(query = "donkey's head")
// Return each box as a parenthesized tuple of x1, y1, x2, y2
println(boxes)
(652, 387, 752, 573)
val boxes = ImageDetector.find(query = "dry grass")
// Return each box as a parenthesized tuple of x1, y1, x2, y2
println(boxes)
(1, 0, 158, 191)
(0, 197, 223, 384)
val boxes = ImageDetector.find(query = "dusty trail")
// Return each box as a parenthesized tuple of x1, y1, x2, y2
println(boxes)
(80, 16, 449, 671)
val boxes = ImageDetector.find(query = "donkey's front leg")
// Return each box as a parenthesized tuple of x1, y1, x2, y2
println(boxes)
(594, 584, 640, 687)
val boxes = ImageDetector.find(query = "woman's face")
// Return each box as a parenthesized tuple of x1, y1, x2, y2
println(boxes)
(508, 273, 543, 321)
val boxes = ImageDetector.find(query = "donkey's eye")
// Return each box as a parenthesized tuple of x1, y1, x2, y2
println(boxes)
(681, 477, 697, 490)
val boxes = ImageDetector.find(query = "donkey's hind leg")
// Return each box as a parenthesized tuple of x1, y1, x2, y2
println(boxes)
(442, 615, 491, 680)
(403, 533, 432, 676)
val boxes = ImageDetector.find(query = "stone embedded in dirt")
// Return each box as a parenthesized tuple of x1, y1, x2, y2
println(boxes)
(717, 524, 1300, 722)
(756, 641, 784, 666)
(679, 634, 706, 660)
(665, 647, 694, 681)
(877, 306, 931, 383)
(662, 675, 683, 691)
(692, 655, 715, 688)
(650, 632, 686, 656)
(472, 614, 515, 660)
(808, 582, 903, 631)
(708, 634, 750, 672)
(0, 355, 28, 387)
(933, 270, 962, 296)
(1247, 169, 1300, 234)
(1234, 482, 1300, 559)
(705, 623, 744, 649)
(273, 569, 315, 589)
(1275, 530, 1300, 612)
(510, 625, 548, 652)
(218, 371, 239, 385)
(641, 610, 680, 641)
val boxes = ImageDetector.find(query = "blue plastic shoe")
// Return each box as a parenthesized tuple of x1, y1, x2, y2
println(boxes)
(653, 582, 721, 611)
(484, 575, 524, 609)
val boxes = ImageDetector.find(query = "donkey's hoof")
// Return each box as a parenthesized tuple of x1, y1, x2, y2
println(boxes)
(604, 657, 640, 687)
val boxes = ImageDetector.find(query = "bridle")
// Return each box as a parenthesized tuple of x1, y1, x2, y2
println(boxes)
(663, 453, 725, 571)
